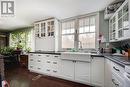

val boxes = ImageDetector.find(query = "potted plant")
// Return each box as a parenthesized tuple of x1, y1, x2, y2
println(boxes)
(0, 47, 15, 56)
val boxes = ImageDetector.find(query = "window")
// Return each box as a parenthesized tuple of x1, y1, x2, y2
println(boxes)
(10, 28, 34, 51)
(61, 14, 98, 49)
(62, 20, 75, 48)
(78, 16, 96, 49)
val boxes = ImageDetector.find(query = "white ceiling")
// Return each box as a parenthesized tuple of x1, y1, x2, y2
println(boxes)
(0, 0, 115, 30)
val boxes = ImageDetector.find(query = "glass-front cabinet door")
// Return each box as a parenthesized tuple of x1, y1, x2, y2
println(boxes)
(118, 9, 123, 38)
(123, 2, 129, 29)
(117, 2, 129, 39)
(109, 16, 117, 41)
(41, 21, 46, 37)
(109, 0, 129, 42)
(34, 23, 40, 38)
(47, 20, 55, 37)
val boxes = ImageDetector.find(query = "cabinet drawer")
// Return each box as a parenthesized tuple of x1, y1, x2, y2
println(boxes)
(112, 73, 125, 87)
(35, 54, 46, 58)
(52, 69, 59, 76)
(29, 65, 35, 70)
(61, 54, 91, 62)
(111, 62, 125, 77)
(29, 54, 36, 59)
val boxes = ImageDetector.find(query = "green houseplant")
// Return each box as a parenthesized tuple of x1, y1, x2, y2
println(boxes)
(0, 47, 15, 55)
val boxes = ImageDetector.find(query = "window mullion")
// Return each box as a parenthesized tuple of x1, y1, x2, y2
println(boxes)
(74, 18, 79, 49)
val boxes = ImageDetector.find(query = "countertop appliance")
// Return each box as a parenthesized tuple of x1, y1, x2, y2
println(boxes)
(124, 66, 130, 87)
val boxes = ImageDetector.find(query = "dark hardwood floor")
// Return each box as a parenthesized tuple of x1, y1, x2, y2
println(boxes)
(5, 67, 92, 87)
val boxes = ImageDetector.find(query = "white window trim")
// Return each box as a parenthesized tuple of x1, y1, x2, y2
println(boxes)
(61, 12, 99, 51)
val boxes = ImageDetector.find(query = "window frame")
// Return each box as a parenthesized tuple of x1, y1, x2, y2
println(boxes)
(61, 12, 99, 50)
(61, 19, 76, 49)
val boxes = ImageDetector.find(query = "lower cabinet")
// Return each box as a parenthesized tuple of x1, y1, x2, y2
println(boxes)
(75, 61, 91, 84)
(61, 60, 91, 84)
(61, 60, 75, 80)
(28, 53, 61, 77)
(105, 59, 112, 87)
(91, 57, 105, 87)
(28, 53, 105, 87)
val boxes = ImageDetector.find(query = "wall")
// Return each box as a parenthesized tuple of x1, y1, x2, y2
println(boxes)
(99, 11, 109, 42)
(99, 11, 109, 48)
(0, 32, 9, 47)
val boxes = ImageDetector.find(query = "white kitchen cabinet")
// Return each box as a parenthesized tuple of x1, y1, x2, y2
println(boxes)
(105, 59, 112, 87)
(75, 61, 91, 84)
(112, 73, 125, 87)
(61, 60, 75, 80)
(61, 53, 91, 84)
(44, 54, 52, 75)
(35, 54, 46, 73)
(28, 53, 61, 77)
(91, 57, 105, 87)
(109, 0, 130, 42)
(34, 18, 60, 51)
(35, 37, 55, 52)
(28, 54, 37, 71)
(51, 55, 61, 77)
(28, 54, 46, 73)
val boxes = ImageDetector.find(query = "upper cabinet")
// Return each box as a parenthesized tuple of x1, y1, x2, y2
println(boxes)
(34, 18, 60, 51)
(109, 0, 130, 42)
(34, 18, 56, 38)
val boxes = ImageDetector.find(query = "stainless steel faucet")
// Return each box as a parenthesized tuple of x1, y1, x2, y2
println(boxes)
(78, 41, 83, 49)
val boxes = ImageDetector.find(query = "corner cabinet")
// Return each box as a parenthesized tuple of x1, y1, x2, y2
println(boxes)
(34, 18, 60, 51)
(109, 0, 130, 42)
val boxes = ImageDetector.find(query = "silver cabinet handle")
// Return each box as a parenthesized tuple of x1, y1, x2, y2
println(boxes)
(53, 70, 57, 73)
(47, 69, 50, 71)
(30, 54, 33, 56)
(53, 62, 57, 64)
(112, 79, 119, 86)
(37, 68, 41, 70)
(54, 56, 59, 57)
(37, 60, 41, 62)
(30, 66, 33, 68)
(30, 59, 33, 61)
(113, 66, 120, 72)
(46, 55, 50, 57)
(38, 55, 41, 56)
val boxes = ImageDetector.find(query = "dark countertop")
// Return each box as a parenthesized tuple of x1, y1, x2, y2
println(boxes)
(29, 51, 61, 55)
(29, 52, 130, 67)
(91, 53, 130, 67)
